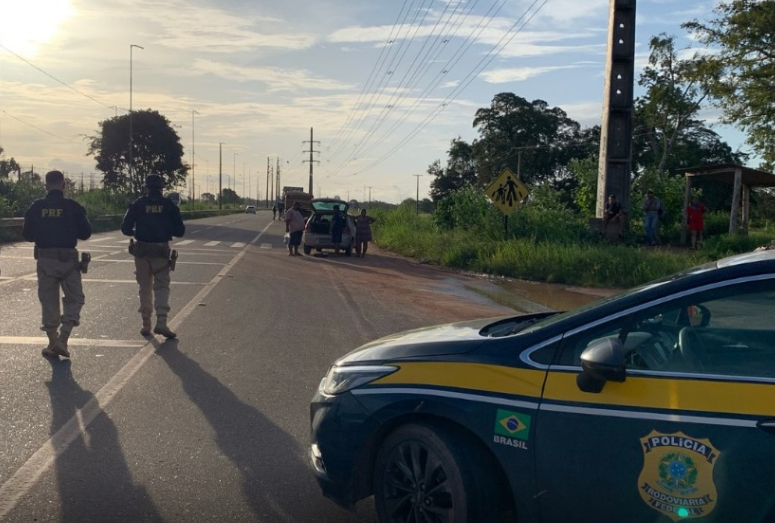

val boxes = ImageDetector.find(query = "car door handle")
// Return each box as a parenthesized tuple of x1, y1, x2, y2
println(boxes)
(757, 418, 775, 435)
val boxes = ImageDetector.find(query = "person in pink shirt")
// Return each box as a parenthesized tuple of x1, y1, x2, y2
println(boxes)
(284, 202, 306, 256)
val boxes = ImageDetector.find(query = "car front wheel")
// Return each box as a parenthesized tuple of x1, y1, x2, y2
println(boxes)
(373, 423, 497, 523)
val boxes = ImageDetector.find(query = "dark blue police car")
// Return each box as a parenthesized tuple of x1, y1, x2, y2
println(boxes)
(310, 250, 775, 522)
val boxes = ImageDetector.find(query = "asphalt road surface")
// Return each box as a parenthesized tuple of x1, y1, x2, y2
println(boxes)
(0, 211, 514, 523)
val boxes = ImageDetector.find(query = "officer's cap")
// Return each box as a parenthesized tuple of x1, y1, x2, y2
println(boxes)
(145, 174, 164, 189)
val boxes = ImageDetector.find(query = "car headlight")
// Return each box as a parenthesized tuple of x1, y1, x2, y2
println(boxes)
(319, 365, 399, 395)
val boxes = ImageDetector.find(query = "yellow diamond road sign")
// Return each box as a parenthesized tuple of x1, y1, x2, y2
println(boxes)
(486, 168, 529, 214)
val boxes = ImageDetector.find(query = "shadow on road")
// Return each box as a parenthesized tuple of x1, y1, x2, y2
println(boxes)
(157, 341, 323, 521)
(46, 359, 164, 523)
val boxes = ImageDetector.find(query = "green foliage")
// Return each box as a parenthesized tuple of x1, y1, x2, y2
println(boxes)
(684, 0, 775, 170)
(433, 186, 495, 233)
(570, 157, 599, 217)
(631, 168, 686, 228)
(88, 109, 188, 196)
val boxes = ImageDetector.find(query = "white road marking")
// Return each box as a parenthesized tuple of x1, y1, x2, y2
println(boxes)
(0, 337, 146, 348)
(0, 220, 274, 518)
(230, 242, 246, 248)
(204, 241, 220, 247)
(260, 243, 272, 249)
(86, 236, 117, 243)
(174, 240, 195, 246)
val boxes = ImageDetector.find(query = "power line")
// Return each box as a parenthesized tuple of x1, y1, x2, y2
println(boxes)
(0, 44, 115, 111)
(349, 0, 550, 178)
(1, 110, 80, 143)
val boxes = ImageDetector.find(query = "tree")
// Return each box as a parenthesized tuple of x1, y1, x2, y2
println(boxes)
(0, 145, 21, 180)
(428, 138, 477, 203)
(634, 34, 711, 175)
(471, 93, 585, 187)
(683, 1, 775, 170)
(87, 110, 188, 195)
(219, 188, 240, 205)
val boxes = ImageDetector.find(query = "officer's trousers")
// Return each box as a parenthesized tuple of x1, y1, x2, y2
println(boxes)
(134, 256, 171, 318)
(36, 255, 84, 332)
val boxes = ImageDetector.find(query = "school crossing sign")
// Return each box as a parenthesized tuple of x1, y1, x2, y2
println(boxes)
(486, 168, 529, 215)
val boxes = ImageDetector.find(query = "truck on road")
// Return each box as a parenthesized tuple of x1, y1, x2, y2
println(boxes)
(283, 189, 313, 217)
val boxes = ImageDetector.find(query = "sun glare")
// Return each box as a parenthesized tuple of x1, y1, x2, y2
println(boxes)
(0, 0, 74, 56)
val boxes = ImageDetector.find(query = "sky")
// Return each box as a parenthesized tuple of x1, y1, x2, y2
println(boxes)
(0, 0, 751, 204)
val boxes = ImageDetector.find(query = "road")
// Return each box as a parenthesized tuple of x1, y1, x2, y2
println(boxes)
(0, 211, 515, 523)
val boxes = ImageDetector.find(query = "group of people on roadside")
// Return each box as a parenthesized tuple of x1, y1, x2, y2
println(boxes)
(602, 190, 707, 249)
(284, 202, 376, 258)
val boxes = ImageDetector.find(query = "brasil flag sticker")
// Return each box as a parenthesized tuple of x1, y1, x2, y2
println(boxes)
(494, 409, 531, 441)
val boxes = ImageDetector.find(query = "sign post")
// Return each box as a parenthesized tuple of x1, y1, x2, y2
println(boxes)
(485, 168, 530, 239)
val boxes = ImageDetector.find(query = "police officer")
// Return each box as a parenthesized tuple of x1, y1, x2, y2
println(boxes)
(121, 174, 185, 338)
(23, 170, 92, 359)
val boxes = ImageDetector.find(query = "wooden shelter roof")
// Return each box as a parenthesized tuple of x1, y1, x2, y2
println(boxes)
(683, 164, 775, 187)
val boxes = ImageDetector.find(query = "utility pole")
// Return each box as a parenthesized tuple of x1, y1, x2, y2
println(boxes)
(219, 143, 223, 210)
(303, 127, 320, 195)
(413, 174, 422, 214)
(265, 156, 270, 208)
(367, 186, 373, 204)
(270, 163, 274, 206)
(192, 109, 199, 202)
(276, 157, 281, 202)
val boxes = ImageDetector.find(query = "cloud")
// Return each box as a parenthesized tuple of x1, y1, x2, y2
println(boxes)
(179, 59, 353, 92)
(480, 65, 584, 83)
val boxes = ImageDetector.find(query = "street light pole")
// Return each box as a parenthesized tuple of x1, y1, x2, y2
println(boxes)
(129, 44, 144, 195)
(192, 110, 200, 202)
(219, 143, 223, 210)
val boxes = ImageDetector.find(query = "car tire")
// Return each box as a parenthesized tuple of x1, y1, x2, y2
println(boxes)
(303, 245, 312, 255)
(373, 423, 498, 523)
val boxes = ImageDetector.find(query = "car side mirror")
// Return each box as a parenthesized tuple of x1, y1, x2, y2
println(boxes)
(577, 338, 626, 393)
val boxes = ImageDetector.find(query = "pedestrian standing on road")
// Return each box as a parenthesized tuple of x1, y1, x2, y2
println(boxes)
(121, 174, 185, 338)
(285, 201, 306, 256)
(272, 204, 278, 220)
(355, 208, 376, 258)
(642, 190, 664, 246)
(686, 195, 707, 250)
(22, 170, 92, 359)
(330, 205, 345, 255)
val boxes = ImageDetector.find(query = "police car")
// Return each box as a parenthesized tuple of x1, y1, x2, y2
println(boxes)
(310, 250, 775, 522)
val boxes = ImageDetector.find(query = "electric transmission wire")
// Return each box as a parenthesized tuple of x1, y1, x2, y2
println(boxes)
(349, 0, 550, 178)
(1, 110, 80, 143)
(328, 0, 507, 177)
(0, 44, 116, 111)
(327, 0, 414, 159)
(328, 0, 476, 172)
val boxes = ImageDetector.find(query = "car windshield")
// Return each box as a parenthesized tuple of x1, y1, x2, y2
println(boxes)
(516, 262, 718, 335)
(311, 201, 348, 212)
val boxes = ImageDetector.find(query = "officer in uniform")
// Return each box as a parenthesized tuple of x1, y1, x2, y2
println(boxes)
(22, 170, 92, 359)
(121, 174, 185, 338)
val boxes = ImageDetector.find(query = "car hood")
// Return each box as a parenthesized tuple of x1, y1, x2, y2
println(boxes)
(336, 317, 507, 365)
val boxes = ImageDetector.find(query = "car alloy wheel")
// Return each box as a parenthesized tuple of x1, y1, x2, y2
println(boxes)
(374, 423, 496, 523)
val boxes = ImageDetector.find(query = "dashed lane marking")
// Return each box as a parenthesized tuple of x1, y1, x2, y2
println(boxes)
(0, 337, 146, 348)
(174, 240, 195, 246)
(204, 241, 220, 246)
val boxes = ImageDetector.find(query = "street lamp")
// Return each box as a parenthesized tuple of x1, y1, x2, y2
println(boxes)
(192, 109, 200, 201)
(129, 43, 144, 195)
(233, 152, 238, 193)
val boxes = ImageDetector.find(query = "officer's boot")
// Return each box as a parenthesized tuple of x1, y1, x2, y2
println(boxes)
(53, 323, 73, 358)
(41, 330, 60, 358)
(140, 314, 152, 336)
(153, 316, 177, 339)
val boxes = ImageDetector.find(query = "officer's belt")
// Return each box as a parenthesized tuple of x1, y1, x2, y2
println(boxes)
(36, 247, 78, 261)
(133, 241, 170, 258)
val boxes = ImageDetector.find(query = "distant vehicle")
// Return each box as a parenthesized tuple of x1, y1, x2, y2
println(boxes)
(284, 191, 313, 218)
(245, 205, 256, 214)
(302, 198, 355, 256)
(311, 249, 775, 523)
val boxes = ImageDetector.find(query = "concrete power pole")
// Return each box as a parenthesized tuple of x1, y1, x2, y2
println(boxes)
(596, 0, 637, 221)
(303, 127, 320, 195)
(276, 157, 281, 202)
(219, 143, 223, 210)
(265, 156, 270, 207)
(413, 174, 422, 214)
